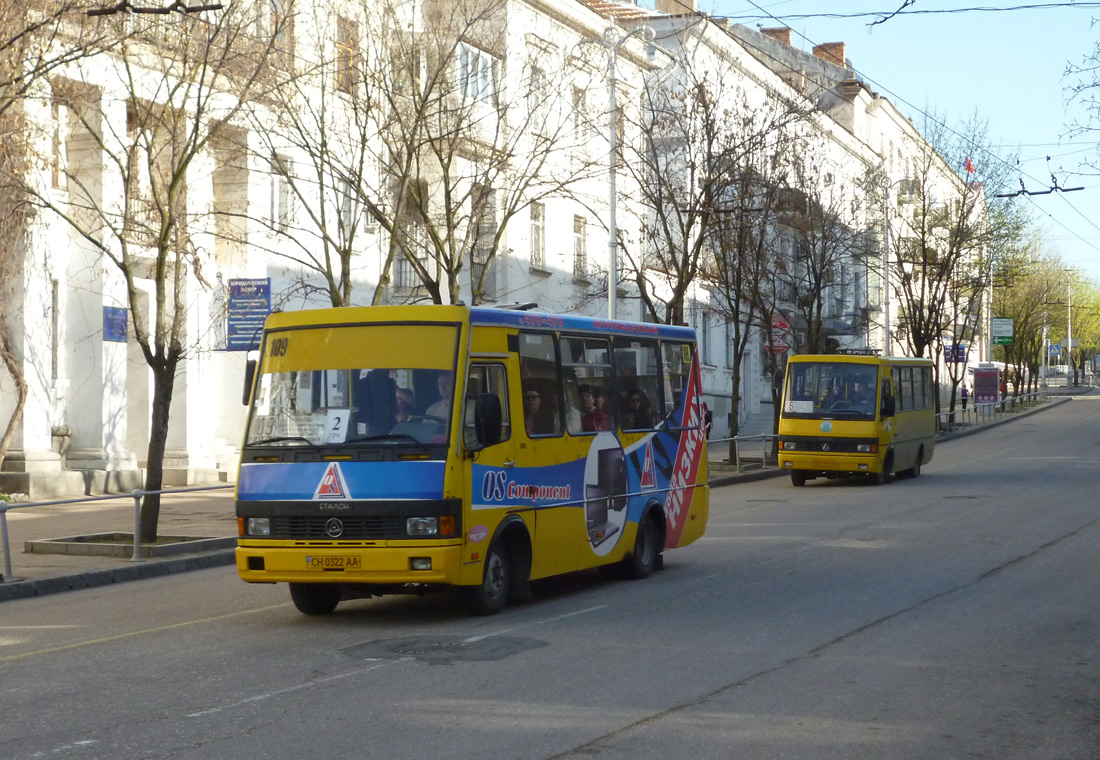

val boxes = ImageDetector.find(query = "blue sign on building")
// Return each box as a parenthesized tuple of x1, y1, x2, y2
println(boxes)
(226, 278, 271, 351)
(104, 306, 128, 343)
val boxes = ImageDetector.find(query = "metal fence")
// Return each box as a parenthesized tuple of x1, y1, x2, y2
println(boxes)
(935, 390, 1047, 433)
(0, 484, 233, 583)
(708, 434, 779, 473)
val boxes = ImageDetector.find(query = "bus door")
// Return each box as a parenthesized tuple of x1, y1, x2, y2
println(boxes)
(463, 361, 517, 541)
(513, 332, 582, 578)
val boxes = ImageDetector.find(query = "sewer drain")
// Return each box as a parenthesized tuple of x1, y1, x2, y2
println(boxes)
(342, 635, 547, 665)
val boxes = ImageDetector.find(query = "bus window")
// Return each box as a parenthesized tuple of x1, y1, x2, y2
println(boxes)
(613, 337, 661, 431)
(464, 364, 511, 448)
(661, 341, 696, 429)
(561, 336, 615, 434)
(518, 332, 562, 436)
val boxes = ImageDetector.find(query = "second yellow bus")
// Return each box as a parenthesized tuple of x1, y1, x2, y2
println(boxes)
(778, 352, 935, 486)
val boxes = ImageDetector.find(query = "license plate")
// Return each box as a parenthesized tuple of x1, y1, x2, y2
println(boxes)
(307, 556, 361, 569)
(811, 458, 839, 468)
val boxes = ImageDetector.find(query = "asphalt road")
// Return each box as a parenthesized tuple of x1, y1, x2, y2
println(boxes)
(2, 397, 1099, 760)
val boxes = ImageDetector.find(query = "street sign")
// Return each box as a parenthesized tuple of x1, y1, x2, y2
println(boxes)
(991, 318, 1013, 346)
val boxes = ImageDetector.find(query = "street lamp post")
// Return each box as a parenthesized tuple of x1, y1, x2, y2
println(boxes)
(601, 24, 654, 321)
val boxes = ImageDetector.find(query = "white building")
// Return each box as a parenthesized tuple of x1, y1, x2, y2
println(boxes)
(0, 0, 980, 496)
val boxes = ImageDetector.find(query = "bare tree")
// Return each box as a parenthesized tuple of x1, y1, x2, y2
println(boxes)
(771, 131, 878, 355)
(619, 27, 807, 326)
(32, 5, 275, 539)
(247, 0, 594, 308)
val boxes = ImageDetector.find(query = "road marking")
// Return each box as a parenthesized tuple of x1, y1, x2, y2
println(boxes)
(463, 605, 607, 643)
(186, 659, 401, 718)
(0, 604, 290, 664)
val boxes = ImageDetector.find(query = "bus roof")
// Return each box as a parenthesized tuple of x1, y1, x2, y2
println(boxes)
(262, 305, 697, 342)
(786, 353, 934, 367)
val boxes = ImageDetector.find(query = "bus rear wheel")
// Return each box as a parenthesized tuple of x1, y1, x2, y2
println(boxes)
(901, 447, 924, 478)
(623, 514, 660, 580)
(289, 583, 341, 615)
(466, 541, 510, 616)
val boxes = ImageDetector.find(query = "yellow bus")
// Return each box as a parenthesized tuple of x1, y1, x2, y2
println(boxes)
(778, 352, 935, 486)
(235, 305, 709, 615)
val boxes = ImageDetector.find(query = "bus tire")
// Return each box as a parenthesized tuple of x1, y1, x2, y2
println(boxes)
(791, 471, 807, 487)
(289, 583, 341, 615)
(870, 452, 894, 485)
(466, 541, 510, 616)
(623, 512, 660, 580)
(902, 447, 924, 478)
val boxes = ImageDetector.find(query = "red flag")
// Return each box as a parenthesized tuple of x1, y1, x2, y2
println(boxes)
(964, 157, 975, 173)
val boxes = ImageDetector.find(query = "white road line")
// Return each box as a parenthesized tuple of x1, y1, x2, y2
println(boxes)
(464, 605, 607, 643)
(186, 658, 400, 718)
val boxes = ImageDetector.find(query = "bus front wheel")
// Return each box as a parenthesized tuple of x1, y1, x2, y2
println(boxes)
(289, 583, 341, 615)
(466, 542, 510, 616)
(791, 471, 807, 487)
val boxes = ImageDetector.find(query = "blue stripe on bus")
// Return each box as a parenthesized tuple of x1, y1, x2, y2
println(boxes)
(238, 461, 445, 501)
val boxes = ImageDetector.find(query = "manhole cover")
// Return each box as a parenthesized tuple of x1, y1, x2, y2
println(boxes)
(342, 635, 547, 665)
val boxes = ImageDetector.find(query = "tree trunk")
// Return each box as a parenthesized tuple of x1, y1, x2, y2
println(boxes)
(140, 360, 177, 543)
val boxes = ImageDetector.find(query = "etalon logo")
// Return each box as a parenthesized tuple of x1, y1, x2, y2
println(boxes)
(821, 443, 830, 452)
(315, 462, 351, 500)
(325, 518, 344, 538)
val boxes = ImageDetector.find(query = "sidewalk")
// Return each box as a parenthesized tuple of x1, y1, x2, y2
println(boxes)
(0, 488, 238, 602)
(0, 386, 1087, 603)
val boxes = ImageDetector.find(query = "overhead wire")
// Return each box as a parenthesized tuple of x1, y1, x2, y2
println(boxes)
(716, 0, 1100, 258)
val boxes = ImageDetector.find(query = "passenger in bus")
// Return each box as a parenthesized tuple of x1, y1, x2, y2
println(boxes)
(849, 382, 870, 406)
(425, 372, 453, 419)
(578, 384, 610, 432)
(621, 389, 654, 429)
(394, 387, 417, 423)
(523, 385, 554, 436)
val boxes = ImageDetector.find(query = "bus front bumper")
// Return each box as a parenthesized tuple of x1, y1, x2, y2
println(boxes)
(236, 541, 465, 586)
(780, 452, 881, 475)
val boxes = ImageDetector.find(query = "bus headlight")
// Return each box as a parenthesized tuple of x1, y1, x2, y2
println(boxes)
(246, 518, 271, 537)
(406, 517, 438, 536)
(857, 444, 872, 453)
(782, 441, 797, 450)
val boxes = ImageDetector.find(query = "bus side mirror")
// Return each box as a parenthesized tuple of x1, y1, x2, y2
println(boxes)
(881, 394, 896, 418)
(243, 360, 257, 406)
(468, 393, 503, 452)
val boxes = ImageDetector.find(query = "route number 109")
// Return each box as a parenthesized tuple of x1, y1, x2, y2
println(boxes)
(269, 337, 289, 356)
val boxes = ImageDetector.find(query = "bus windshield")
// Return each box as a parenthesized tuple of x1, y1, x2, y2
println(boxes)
(783, 361, 879, 420)
(244, 324, 459, 447)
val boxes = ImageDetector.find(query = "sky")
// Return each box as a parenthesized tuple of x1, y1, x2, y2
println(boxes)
(702, 0, 1100, 283)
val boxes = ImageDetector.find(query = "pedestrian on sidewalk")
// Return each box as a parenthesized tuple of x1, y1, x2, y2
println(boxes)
(961, 385, 969, 411)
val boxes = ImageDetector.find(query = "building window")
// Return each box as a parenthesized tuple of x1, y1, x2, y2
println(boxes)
(269, 154, 294, 232)
(471, 185, 497, 300)
(270, 0, 295, 71)
(335, 15, 360, 94)
(572, 87, 586, 143)
(573, 215, 587, 277)
(528, 65, 548, 130)
(457, 42, 499, 105)
(530, 202, 545, 269)
(339, 179, 357, 233)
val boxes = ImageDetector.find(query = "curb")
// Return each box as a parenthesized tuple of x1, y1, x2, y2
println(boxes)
(0, 549, 236, 603)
